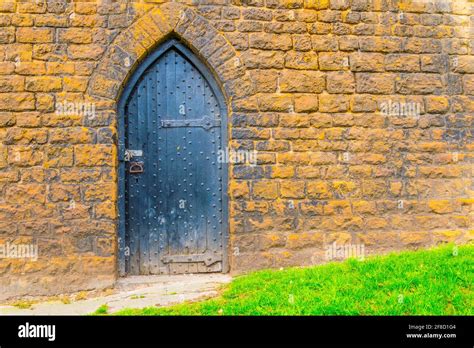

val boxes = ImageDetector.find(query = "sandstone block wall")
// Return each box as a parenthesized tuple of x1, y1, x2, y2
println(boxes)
(0, 0, 472, 300)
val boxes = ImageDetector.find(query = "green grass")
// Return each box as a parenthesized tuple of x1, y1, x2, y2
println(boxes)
(94, 304, 109, 314)
(112, 244, 473, 316)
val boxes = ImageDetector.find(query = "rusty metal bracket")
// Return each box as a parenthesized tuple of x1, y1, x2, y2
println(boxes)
(161, 252, 222, 266)
(124, 149, 143, 162)
(161, 116, 221, 130)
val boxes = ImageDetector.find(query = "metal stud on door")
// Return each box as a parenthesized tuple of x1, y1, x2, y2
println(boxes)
(120, 40, 228, 275)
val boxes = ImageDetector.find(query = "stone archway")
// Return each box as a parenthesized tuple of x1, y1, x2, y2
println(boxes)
(86, 3, 255, 104)
(84, 3, 256, 277)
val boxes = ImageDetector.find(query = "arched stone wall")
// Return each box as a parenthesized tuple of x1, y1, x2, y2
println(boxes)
(82, 2, 257, 281)
(0, 0, 472, 301)
(87, 3, 255, 104)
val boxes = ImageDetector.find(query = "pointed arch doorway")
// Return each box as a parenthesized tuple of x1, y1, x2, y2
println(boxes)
(117, 39, 229, 276)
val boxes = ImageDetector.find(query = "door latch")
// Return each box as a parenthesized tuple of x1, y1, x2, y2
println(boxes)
(129, 162, 144, 174)
(124, 150, 131, 162)
(124, 149, 143, 162)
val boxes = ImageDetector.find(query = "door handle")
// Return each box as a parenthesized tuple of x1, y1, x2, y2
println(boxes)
(129, 162, 144, 174)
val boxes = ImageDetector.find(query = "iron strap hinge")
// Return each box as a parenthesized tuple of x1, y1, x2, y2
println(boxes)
(161, 252, 222, 266)
(161, 116, 221, 130)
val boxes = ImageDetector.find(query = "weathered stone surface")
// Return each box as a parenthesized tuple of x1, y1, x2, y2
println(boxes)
(75, 145, 115, 167)
(327, 71, 355, 93)
(0, 0, 471, 302)
(242, 50, 285, 69)
(0, 93, 35, 111)
(356, 73, 395, 94)
(17, 28, 53, 43)
(280, 70, 325, 93)
(285, 51, 319, 69)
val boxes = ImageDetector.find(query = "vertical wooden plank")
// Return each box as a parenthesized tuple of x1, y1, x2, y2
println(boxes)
(204, 81, 221, 260)
(174, 51, 188, 262)
(148, 63, 160, 274)
(139, 69, 156, 275)
(181, 54, 199, 258)
(173, 50, 189, 274)
(127, 92, 141, 275)
(190, 63, 208, 256)
(137, 80, 150, 275)
(156, 56, 169, 274)
(165, 50, 180, 273)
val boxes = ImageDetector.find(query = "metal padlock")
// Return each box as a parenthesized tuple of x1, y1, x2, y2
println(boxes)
(129, 162, 144, 174)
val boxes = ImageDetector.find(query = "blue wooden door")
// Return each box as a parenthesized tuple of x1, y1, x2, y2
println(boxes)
(121, 41, 227, 275)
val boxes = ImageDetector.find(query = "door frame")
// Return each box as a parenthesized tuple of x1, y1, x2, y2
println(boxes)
(116, 38, 229, 276)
